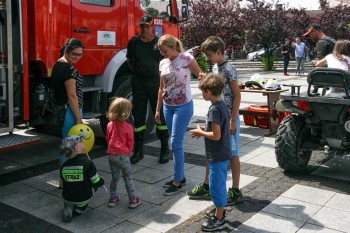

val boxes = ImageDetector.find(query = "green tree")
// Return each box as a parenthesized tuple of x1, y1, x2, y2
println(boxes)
(284, 8, 311, 39)
(140, 0, 151, 8)
(240, 0, 289, 69)
(319, 0, 329, 10)
(316, 3, 350, 40)
(180, 0, 350, 70)
(147, 7, 159, 16)
(180, 0, 242, 49)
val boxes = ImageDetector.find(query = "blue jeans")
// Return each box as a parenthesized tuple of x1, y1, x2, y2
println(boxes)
(58, 106, 83, 163)
(296, 57, 304, 73)
(283, 56, 289, 73)
(209, 160, 229, 208)
(163, 100, 193, 182)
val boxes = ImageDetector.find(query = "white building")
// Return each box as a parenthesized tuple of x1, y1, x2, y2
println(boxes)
(237, 0, 350, 10)
(328, 0, 350, 7)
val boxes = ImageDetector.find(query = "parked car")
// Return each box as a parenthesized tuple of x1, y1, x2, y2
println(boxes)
(247, 49, 265, 61)
(247, 46, 285, 61)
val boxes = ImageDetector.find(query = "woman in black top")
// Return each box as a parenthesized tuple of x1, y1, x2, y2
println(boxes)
(51, 38, 84, 171)
(282, 38, 292, 76)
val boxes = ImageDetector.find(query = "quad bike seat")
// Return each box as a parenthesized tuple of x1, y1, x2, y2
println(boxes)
(307, 68, 350, 98)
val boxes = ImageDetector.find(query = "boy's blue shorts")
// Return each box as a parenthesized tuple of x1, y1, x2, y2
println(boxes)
(209, 160, 229, 208)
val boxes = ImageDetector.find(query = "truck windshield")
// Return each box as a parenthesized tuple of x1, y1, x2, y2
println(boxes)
(140, 0, 170, 19)
(140, 0, 188, 21)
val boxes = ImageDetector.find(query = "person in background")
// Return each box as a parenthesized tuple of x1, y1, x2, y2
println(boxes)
(315, 39, 350, 96)
(156, 34, 203, 196)
(303, 23, 336, 60)
(106, 97, 142, 209)
(189, 73, 230, 232)
(60, 133, 104, 222)
(187, 36, 243, 207)
(282, 38, 292, 76)
(51, 38, 84, 188)
(126, 15, 170, 165)
(292, 37, 308, 75)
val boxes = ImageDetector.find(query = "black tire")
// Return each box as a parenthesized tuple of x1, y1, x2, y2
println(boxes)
(275, 115, 312, 172)
(99, 66, 155, 137)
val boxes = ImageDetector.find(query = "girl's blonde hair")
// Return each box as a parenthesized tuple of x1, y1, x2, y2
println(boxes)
(333, 39, 350, 60)
(158, 34, 184, 53)
(106, 97, 132, 121)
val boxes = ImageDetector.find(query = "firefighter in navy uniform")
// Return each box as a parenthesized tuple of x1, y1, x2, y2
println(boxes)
(59, 133, 105, 222)
(126, 15, 169, 164)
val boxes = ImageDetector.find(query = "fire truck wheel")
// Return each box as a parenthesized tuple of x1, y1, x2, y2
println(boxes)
(275, 115, 312, 172)
(99, 74, 155, 137)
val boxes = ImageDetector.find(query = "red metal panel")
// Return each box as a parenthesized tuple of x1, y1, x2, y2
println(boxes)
(119, 0, 128, 48)
(71, 1, 121, 75)
(20, 0, 183, 125)
(48, 0, 71, 76)
(21, 0, 29, 120)
(28, 0, 51, 76)
(26, 0, 181, 78)
(28, 0, 71, 77)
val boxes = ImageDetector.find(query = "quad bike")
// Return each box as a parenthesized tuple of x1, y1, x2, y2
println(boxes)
(275, 68, 350, 172)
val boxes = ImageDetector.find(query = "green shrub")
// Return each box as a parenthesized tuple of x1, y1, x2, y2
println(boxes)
(191, 47, 207, 78)
(261, 54, 276, 71)
(196, 54, 207, 73)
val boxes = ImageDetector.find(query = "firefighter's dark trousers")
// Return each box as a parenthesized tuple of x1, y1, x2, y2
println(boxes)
(131, 76, 169, 141)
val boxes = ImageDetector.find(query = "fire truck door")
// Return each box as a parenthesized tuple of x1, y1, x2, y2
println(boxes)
(71, 0, 120, 75)
(0, 0, 13, 134)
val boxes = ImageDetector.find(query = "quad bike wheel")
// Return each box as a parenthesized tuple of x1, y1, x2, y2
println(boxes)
(275, 115, 312, 172)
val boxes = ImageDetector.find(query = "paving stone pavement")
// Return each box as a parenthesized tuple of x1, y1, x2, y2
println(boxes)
(1, 65, 350, 232)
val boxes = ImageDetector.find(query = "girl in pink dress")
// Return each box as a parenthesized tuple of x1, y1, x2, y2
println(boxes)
(106, 97, 141, 208)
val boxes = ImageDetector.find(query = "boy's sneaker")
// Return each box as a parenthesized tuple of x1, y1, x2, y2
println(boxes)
(205, 208, 228, 221)
(164, 184, 182, 196)
(201, 211, 227, 232)
(205, 207, 216, 219)
(187, 183, 211, 200)
(128, 197, 142, 209)
(227, 188, 243, 206)
(108, 196, 122, 207)
(163, 178, 186, 188)
(62, 202, 74, 222)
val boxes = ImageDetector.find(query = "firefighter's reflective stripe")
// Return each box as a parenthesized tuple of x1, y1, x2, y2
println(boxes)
(63, 166, 84, 170)
(90, 174, 101, 184)
(134, 125, 146, 132)
(64, 199, 90, 207)
(156, 125, 168, 130)
(62, 166, 84, 182)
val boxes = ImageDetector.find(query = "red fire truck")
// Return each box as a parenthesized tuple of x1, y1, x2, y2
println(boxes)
(0, 0, 188, 148)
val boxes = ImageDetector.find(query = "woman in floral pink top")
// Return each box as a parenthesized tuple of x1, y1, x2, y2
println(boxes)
(155, 34, 203, 196)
